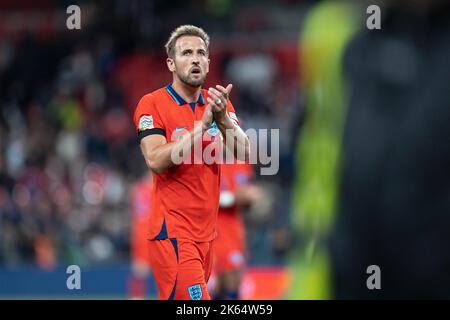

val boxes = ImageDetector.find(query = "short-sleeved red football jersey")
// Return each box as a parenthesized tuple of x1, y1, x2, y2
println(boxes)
(133, 83, 240, 242)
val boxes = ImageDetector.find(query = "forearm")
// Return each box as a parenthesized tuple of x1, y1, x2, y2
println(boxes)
(220, 184, 259, 208)
(143, 124, 206, 173)
(217, 116, 250, 161)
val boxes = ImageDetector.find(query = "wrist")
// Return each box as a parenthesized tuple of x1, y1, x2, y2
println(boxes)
(214, 112, 229, 125)
(201, 122, 210, 132)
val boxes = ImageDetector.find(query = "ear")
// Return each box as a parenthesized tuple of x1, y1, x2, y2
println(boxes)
(206, 58, 210, 74)
(166, 57, 175, 72)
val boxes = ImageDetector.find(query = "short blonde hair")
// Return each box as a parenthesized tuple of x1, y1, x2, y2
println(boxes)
(165, 25, 210, 58)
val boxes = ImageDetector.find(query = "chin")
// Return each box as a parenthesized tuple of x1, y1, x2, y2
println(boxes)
(186, 79, 205, 87)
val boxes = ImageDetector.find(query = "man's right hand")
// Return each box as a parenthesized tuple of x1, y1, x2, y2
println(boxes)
(201, 103, 214, 131)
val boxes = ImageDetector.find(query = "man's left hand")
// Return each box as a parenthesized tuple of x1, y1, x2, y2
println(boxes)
(207, 84, 233, 124)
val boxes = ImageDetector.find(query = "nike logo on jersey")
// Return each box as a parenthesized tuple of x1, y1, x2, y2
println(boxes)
(175, 126, 188, 132)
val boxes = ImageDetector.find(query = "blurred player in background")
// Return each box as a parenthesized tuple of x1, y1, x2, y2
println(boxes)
(212, 162, 262, 300)
(128, 172, 152, 299)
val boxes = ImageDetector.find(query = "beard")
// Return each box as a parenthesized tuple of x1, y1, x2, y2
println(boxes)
(177, 69, 206, 87)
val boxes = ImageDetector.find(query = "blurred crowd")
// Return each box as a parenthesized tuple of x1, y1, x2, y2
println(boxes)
(0, 0, 304, 269)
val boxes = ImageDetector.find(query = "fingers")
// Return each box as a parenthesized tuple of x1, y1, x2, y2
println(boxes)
(208, 85, 228, 104)
(226, 84, 233, 94)
(216, 84, 233, 96)
(206, 96, 223, 112)
(201, 104, 213, 128)
(208, 84, 232, 115)
(215, 85, 227, 98)
(207, 89, 226, 112)
(208, 87, 226, 104)
(206, 97, 217, 110)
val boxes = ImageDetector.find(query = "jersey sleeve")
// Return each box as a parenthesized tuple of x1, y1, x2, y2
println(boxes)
(133, 94, 166, 142)
(226, 101, 241, 128)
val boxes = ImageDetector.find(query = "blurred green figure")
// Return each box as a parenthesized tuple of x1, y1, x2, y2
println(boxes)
(288, 1, 358, 299)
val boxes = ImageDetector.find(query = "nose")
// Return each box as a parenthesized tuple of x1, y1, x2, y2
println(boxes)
(192, 55, 200, 65)
(191, 52, 202, 64)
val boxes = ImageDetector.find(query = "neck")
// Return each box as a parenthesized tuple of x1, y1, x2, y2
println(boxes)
(172, 78, 201, 103)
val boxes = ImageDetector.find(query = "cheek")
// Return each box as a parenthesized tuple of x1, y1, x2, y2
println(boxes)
(181, 60, 191, 71)
(173, 58, 186, 70)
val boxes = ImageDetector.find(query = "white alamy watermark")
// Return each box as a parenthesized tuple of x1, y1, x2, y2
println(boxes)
(66, 5, 81, 30)
(169, 121, 279, 176)
(366, 265, 381, 290)
(66, 265, 81, 290)
(367, 5, 381, 30)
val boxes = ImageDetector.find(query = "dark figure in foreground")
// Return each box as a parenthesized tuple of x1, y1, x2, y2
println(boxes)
(330, 0, 450, 299)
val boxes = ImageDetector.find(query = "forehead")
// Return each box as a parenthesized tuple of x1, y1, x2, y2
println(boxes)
(175, 35, 207, 51)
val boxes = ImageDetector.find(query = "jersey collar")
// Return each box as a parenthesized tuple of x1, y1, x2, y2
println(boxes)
(165, 83, 205, 106)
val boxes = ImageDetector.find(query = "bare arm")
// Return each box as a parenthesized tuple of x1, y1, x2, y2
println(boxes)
(140, 104, 213, 174)
(215, 114, 250, 162)
(219, 184, 262, 208)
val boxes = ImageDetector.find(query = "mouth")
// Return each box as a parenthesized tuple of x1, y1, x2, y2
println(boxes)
(190, 67, 201, 75)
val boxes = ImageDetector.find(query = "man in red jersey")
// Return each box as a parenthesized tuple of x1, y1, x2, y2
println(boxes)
(133, 25, 250, 300)
(128, 172, 152, 299)
(212, 162, 262, 300)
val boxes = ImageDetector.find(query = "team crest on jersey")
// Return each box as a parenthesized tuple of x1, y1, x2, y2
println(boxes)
(229, 112, 238, 121)
(139, 115, 154, 130)
(188, 284, 202, 300)
(229, 112, 239, 126)
(208, 121, 219, 136)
